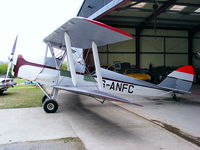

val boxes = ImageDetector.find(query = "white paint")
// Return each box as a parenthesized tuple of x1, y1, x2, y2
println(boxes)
(92, 41, 103, 91)
(64, 32, 77, 87)
(102, 79, 171, 98)
(36, 68, 59, 86)
(168, 71, 194, 81)
(18, 65, 43, 81)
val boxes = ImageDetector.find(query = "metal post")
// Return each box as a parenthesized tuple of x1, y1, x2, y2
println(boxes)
(92, 41, 103, 91)
(188, 31, 193, 65)
(136, 28, 141, 69)
(164, 37, 166, 66)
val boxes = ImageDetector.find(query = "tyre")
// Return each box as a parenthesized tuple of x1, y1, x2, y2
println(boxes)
(43, 99, 58, 113)
(0, 90, 4, 95)
(41, 95, 47, 104)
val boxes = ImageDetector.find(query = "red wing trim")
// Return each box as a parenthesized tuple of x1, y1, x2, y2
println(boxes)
(83, 18, 133, 38)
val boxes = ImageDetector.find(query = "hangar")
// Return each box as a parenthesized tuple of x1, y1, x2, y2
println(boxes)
(77, 0, 200, 73)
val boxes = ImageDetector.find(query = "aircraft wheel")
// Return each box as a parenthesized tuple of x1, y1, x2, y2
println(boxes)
(0, 90, 4, 95)
(43, 99, 58, 113)
(41, 95, 47, 104)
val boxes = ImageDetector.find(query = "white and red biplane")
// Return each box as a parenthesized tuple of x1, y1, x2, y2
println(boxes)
(12, 17, 194, 113)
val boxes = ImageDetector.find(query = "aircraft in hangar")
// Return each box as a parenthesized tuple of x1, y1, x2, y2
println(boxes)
(9, 17, 194, 113)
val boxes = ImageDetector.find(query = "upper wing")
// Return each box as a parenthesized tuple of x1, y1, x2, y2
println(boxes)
(54, 86, 142, 107)
(43, 17, 133, 49)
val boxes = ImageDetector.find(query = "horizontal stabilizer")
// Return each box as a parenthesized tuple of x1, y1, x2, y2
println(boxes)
(44, 17, 133, 49)
(160, 86, 191, 94)
(54, 86, 142, 107)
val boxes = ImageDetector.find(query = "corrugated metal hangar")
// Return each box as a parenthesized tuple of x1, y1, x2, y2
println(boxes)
(77, 0, 200, 71)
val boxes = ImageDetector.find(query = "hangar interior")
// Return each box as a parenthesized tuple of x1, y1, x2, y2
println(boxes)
(78, 0, 200, 81)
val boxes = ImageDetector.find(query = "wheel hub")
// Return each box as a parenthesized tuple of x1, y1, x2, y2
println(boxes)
(47, 103, 54, 110)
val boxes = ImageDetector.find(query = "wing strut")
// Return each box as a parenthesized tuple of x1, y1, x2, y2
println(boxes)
(48, 43, 59, 69)
(64, 32, 77, 86)
(92, 41, 103, 91)
(43, 44, 48, 65)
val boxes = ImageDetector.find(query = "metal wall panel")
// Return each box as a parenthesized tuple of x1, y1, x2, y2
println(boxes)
(165, 54, 188, 66)
(107, 54, 135, 65)
(108, 40, 135, 52)
(141, 37, 164, 52)
(140, 54, 164, 68)
(166, 38, 188, 53)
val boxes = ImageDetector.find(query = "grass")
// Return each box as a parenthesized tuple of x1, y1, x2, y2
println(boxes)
(0, 79, 43, 109)
(0, 64, 12, 77)
(14, 78, 25, 84)
(0, 64, 7, 75)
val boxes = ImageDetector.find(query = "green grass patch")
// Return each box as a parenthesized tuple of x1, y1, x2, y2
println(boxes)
(14, 78, 25, 84)
(0, 84, 43, 109)
(0, 64, 7, 75)
(0, 64, 12, 77)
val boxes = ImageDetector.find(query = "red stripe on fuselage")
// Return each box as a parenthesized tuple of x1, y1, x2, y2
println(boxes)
(14, 55, 56, 77)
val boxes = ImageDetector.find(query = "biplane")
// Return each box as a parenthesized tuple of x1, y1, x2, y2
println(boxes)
(10, 17, 194, 113)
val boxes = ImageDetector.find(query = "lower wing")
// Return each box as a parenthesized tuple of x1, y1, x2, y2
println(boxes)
(54, 86, 142, 107)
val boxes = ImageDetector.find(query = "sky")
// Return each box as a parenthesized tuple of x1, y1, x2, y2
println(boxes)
(0, 0, 83, 62)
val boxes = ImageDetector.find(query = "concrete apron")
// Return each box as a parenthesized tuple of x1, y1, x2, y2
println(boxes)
(115, 85, 200, 147)
(0, 91, 199, 150)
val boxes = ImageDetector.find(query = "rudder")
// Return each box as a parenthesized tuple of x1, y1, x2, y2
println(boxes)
(159, 65, 194, 93)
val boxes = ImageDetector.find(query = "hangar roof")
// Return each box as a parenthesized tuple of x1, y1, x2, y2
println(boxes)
(78, 0, 200, 33)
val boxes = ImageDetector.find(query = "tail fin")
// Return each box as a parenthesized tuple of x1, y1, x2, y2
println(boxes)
(159, 65, 194, 93)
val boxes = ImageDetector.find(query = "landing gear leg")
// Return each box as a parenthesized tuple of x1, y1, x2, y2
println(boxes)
(172, 93, 178, 101)
(37, 83, 59, 113)
(41, 95, 47, 104)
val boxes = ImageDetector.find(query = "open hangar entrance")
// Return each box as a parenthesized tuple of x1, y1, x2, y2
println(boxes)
(78, 0, 200, 81)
